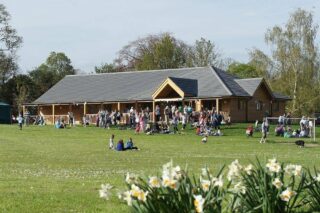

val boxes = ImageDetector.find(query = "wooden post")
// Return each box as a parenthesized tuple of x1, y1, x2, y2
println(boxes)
(117, 102, 121, 111)
(152, 101, 155, 122)
(196, 99, 202, 111)
(216, 98, 219, 112)
(83, 102, 87, 115)
(52, 104, 55, 124)
(22, 105, 26, 116)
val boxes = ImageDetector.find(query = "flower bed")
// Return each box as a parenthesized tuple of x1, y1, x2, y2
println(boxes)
(99, 159, 320, 212)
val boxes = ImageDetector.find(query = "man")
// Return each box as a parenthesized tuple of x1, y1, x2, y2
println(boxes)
(17, 114, 23, 130)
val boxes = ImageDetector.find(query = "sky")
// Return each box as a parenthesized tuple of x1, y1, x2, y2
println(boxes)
(3, 0, 320, 73)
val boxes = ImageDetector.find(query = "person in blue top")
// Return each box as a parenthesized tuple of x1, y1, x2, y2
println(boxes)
(116, 139, 125, 151)
(125, 137, 139, 150)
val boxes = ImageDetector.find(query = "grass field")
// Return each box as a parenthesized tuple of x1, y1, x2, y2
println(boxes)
(1, 123, 320, 212)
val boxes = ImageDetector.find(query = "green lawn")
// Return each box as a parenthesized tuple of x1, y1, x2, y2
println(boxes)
(0, 124, 319, 212)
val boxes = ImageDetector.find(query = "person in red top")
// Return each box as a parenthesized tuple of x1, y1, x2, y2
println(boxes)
(246, 125, 253, 137)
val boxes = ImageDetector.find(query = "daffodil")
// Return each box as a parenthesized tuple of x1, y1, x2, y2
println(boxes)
(266, 158, 281, 173)
(130, 184, 141, 198)
(137, 190, 148, 202)
(244, 164, 253, 175)
(285, 164, 302, 176)
(193, 195, 205, 213)
(213, 176, 224, 188)
(280, 188, 296, 202)
(227, 159, 242, 181)
(272, 178, 283, 189)
(99, 183, 113, 200)
(233, 182, 246, 194)
(149, 176, 161, 188)
(125, 172, 137, 184)
(200, 178, 211, 192)
(123, 191, 132, 206)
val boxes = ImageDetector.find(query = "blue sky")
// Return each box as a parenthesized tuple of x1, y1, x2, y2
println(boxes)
(4, 0, 320, 73)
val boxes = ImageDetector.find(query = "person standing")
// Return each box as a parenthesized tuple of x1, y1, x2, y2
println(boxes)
(260, 118, 268, 143)
(17, 114, 23, 130)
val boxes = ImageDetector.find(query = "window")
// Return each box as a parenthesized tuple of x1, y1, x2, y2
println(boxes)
(238, 100, 246, 110)
(256, 101, 263, 111)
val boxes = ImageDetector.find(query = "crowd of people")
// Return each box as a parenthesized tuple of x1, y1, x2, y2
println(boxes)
(245, 113, 314, 144)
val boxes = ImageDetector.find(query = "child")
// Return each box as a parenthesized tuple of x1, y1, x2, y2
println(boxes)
(246, 125, 253, 137)
(116, 139, 124, 151)
(109, 134, 115, 149)
(125, 138, 139, 150)
(201, 135, 208, 143)
(260, 118, 268, 143)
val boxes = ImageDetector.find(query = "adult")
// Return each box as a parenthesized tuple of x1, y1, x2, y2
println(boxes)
(17, 114, 23, 130)
(155, 105, 161, 122)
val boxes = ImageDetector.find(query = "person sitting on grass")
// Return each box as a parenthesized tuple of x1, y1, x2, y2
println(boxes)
(246, 125, 253, 137)
(201, 135, 208, 143)
(284, 127, 293, 138)
(275, 124, 285, 136)
(125, 138, 139, 150)
(116, 139, 124, 151)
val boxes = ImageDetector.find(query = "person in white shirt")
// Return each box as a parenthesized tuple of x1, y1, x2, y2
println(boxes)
(109, 134, 115, 149)
(17, 114, 23, 130)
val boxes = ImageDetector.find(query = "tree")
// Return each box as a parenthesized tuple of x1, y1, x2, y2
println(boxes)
(117, 33, 192, 70)
(95, 63, 117, 73)
(0, 4, 22, 85)
(265, 9, 320, 115)
(29, 52, 76, 95)
(248, 48, 273, 79)
(1, 74, 38, 114)
(227, 62, 260, 78)
(192, 37, 220, 67)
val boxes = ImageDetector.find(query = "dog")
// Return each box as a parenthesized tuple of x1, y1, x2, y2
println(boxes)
(295, 140, 305, 148)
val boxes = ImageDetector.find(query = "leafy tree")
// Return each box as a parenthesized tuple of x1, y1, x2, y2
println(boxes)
(95, 63, 117, 73)
(0, 3, 22, 102)
(193, 37, 220, 67)
(1, 74, 37, 113)
(117, 33, 192, 70)
(29, 52, 75, 95)
(265, 9, 320, 115)
(227, 62, 260, 78)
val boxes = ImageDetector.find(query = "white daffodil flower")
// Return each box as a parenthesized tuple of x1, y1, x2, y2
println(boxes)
(272, 178, 283, 189)
(280, 188, 296, 202)
(99, 183, 113, 200)
(193, 194, 205, 213)
(149, 176, 161, 188)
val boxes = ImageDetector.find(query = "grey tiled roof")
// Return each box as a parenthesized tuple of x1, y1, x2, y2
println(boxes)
(167, 77, 198, 96)
(33, 66, 288, 104)
(273, 92, 292, 100)
(235, 78, 263, 96)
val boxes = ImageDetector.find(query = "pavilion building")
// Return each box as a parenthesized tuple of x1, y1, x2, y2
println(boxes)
(25, 66, 290, 124)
